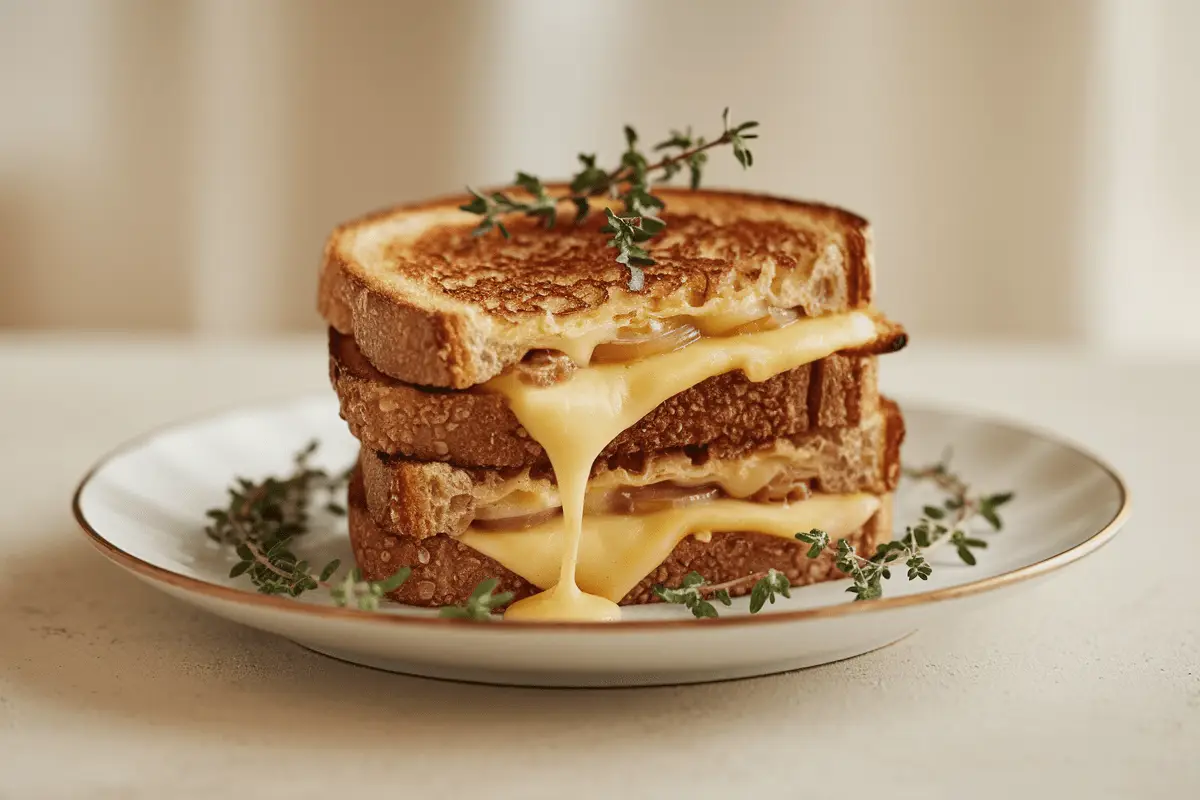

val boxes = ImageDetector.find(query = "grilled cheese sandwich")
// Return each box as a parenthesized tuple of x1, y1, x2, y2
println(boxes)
(321, 187, 907, 619)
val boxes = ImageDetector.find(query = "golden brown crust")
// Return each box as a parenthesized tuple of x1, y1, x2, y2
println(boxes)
(319, 187, 879, 388)
(360, 400, 905, 540)
(347, 467, 892, 609)
(330, 327, 537, 465)
(880, 397, 905, 490)
(331, 270, 494, 390)
(330, 328, 900, 469)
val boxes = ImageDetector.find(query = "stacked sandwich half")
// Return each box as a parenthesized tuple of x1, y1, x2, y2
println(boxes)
(319, 188, 906, 621)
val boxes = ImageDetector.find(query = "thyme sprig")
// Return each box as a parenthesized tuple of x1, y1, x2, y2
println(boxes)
(749, 569, 792, 612)
(653, 452, 1016, 617)
(460, 108, 759, 290)
(438, 578, 514, 621)
(652, 571, 735, 618)
(651, 569, 792, 619)
(205, 441, 410, 610)
(809, 450, 1012, 600)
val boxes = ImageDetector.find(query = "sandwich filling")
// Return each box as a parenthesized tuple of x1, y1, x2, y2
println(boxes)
(462, 494, 881, 603)
(526, 303, 803, 369)
(472, 475, 811, 530)
(468, 433, 869, 528)
(479, 309, 881, 621)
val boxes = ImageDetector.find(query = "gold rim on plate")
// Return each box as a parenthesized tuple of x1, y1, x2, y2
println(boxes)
(71, 397, 1132, 632)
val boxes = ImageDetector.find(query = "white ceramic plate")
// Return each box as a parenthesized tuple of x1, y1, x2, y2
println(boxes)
(73, 396, 1129, 687)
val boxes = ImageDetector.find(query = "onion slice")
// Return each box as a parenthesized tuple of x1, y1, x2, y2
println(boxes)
(604, 482, 722, 515)
(590, 320, 701, 364)
(728, 307, 800, 335)
(472, 507, 562, 531)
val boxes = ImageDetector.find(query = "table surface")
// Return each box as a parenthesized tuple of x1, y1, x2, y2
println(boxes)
(1, 334, 1196, 798)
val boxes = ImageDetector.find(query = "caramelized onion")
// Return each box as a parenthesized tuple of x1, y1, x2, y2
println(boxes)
(471, 473, 807, 531)
(472, 507, 562, 531)
(474, 490, 557, 521)
(690, 308, 768, 336)
(590, 320, 701, 364)
(605, 482, 722, 515)
(729, 307, 800, 335)
(689, 307, 802, 336)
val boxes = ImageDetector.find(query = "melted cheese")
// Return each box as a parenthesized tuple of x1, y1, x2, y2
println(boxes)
(484, 310, 878, 621)
(530, 324, 619, 368)
(461, 494, 880, 602)
(521, 302, 773, 366)
(474, 450, 817, 519)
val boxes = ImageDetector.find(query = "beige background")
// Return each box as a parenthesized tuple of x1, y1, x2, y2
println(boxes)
(1, 0, 1197, 352)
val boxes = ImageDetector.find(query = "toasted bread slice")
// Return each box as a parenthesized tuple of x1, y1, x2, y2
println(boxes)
(347, 466, 891, 609)
(330, 328, 903, 469)
(360, 399, 904, 540)
(320, 188, 880, 388)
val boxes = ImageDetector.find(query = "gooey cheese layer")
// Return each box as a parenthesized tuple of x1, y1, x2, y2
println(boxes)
(474, 447, 829, 519)
(461, 494, 881, 602)
(480, 310, 880, 621)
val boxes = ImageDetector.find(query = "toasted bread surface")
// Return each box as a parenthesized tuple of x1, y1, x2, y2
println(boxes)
(347, 466, 891, 609)
(360, 399, 904, 539)
(320, 188, 879, 387)
(330, 328, 902, 468)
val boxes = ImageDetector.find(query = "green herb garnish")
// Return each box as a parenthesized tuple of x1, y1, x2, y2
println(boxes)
(438, 578, 515, 621)
(460, 108, 759, 290)
(206, 441, 409, 610)
(653, 452, 1016, 616)
(748, 569, 792, 612)
(652, 571, 734, 618)
(652, 568, 792, 620)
